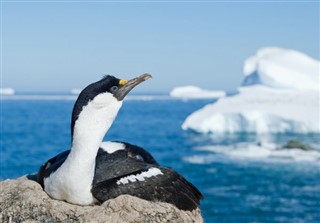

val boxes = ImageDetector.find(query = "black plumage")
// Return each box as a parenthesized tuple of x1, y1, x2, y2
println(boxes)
(92, 159, 203, 211)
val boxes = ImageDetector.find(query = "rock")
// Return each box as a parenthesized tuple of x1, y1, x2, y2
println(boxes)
(282, 139, 315, 151)
(0, 176, 203, 223)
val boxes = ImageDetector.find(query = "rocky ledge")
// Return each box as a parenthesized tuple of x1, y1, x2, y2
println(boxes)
(0, 176, 203, 223)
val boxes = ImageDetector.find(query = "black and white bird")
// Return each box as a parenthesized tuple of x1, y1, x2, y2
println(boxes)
(37, 74, 203, 211)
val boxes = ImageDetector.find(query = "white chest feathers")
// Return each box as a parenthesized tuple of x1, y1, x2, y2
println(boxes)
(43, 162, 97, 205)
(43, 142, 125, 205)
(44, 176, 96, 205)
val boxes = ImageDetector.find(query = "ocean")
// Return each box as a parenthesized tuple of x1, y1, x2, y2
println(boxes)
(1, 94, 320, 223)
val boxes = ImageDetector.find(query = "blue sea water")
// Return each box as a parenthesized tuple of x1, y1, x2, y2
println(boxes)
(1, 95, 320, 223)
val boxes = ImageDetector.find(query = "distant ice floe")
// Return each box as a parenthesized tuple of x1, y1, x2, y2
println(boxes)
(71, 88, 82, 95)
(184, 142, 320, 164)
(1, 94, 172, 101)
(1, 95, 77, 100)
(182, 47, 320, 134)
(170, 85, 226, 99)
(0, 88, 15, 95)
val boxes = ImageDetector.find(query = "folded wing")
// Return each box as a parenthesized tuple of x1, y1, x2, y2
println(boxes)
(91, 158, 203, 211)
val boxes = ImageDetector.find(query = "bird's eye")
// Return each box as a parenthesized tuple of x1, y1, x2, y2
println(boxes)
(110, 86, 118, 93)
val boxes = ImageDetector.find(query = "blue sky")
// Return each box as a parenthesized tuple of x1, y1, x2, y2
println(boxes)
(1, 1, 319, 93)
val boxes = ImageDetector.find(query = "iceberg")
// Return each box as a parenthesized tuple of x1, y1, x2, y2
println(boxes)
(71, 88, 82, 95)
(0, 88, 15, 95)
(182, 47, 320, 134)
(170, 85, 225, 99)
(242, 47, 320, 91)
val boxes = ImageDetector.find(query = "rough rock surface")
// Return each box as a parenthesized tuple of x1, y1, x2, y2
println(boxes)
(0, 176, 203, 223)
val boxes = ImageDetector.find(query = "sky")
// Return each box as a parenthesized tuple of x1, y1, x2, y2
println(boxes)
(1, 1, 319, 93)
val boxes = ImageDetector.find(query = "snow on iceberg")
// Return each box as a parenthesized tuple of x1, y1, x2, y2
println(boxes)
(182, 47, 320, 134)
(182, 86, 319, 133)
(170, 85, 225, 99)
(242, 47, 320, 91)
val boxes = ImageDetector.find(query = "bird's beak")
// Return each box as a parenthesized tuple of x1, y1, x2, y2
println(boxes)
(114, 73, 152, 101)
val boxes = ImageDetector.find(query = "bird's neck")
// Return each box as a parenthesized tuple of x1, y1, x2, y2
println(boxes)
(59, 100, 122, 184)
(44, 94, 123, 205)
(69, 102, 123, 166)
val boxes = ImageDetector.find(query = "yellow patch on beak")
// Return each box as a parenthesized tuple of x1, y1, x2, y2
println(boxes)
(119, 79, 128, 86)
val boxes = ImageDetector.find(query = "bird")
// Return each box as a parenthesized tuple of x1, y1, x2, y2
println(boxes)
(37, 73, 203, 211)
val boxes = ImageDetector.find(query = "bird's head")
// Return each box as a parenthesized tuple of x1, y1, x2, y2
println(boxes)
(71, 73, 152, 139)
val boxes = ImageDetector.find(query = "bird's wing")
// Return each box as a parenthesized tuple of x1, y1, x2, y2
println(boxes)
(92, 148, 153, 185)
(91, 161, 203, 211)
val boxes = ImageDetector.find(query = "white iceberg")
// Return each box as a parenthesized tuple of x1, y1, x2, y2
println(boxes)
(182, 47, 320, 134)
(0, 88, 15, 95)
(170, 85, 225, 99)
(71, 88, 82, 95)
(243, 47, 320, 91)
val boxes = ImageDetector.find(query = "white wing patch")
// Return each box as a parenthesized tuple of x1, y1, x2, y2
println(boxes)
(100, 141, 125, 154)
(116, 167, 163, 185)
